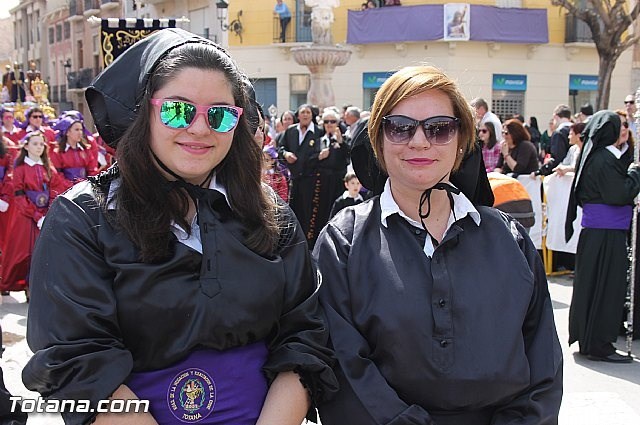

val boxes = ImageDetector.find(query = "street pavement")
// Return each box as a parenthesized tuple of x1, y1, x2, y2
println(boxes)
(1, 274, 639, 424)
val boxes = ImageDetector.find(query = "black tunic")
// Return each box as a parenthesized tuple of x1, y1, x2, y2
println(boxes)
(22, 179, 337, 424)
(569, 147, 640, 355)
(313, 197, 562, 425)
(277, 123, 325, 247)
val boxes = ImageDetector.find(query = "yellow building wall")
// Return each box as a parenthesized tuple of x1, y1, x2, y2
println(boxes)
(229, 1, 568, 47)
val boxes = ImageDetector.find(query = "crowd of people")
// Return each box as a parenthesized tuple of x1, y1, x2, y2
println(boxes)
(0, 106, 115, 297)
(0, 26, 638, 424)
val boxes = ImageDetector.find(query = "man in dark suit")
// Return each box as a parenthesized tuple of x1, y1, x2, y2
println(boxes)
(277, 104, 325, 248)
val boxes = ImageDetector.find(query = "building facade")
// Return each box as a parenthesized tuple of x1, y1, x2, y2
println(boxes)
(6, 0, 638, 126)
(226, 0, 635, 122)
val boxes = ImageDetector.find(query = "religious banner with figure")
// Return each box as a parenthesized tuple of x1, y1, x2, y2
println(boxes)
(101, 18, 177, 68)
(444, 3, 469, 41)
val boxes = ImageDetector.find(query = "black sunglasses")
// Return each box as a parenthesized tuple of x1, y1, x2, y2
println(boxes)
(625, 100, 635, 105)
(622, 121, 629, 128)
(324, 119, 338, 124)
(382, 115, 459, 145)
(478, 128, 488, 134)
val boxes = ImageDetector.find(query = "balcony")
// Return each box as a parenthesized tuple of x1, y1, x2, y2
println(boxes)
(565, 14, 593, 44)
(272, 11, 312, 44)
(84, 0, 100, 17)
(67, 67, 95, 90)
(100, 0, 121, 12)
(347, 5, 548, 45)
(67, 0, 84, 22)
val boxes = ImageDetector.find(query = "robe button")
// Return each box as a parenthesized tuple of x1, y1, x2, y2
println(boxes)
(414, 229, 421, 235)
(440, 339, 448, 348)
(438, 299, 446, 308)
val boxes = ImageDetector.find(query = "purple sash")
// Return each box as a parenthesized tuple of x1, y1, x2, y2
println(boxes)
(581, 203, 633, 230)
(62, 167, 86, 181)
(25, 190, 49, 208)
(0, 165, 5, 181)
(126, 342, 269, 424)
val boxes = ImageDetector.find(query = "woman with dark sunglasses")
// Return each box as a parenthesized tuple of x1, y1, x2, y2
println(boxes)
(313, 109, 350, 236)
(314, 65, 562, 425)
(23, 29, 336, 425)
(494, 119, 539, 176)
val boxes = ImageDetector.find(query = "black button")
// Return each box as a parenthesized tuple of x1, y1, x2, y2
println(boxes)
(440, 340, 448, 348)
(438, 299, 446, 308)
(414, 229, 422, 235)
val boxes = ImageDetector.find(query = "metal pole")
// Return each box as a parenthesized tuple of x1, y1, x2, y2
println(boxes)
(627, 88, 640, 356)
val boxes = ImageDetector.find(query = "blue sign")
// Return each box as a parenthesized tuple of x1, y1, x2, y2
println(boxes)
(492, 74, 527, 91)
(363, 72, 393, 89)
(569, 74, 598, 91)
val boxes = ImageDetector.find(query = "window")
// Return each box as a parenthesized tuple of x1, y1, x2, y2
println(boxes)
(290, 74, 309, 109)
(64, 22, 71, 39)
(49, 27, 55, 44)
(56, 24, 62, 42)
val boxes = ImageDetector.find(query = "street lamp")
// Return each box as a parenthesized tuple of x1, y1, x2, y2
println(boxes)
(216, 0, 230, 31)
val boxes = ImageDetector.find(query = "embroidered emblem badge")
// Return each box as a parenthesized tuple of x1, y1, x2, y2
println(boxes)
(35, 193, 48, 208)
(167, 368, 216, 423)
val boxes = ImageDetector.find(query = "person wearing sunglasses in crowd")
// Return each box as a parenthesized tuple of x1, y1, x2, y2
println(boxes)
(494, 119, 539, 176)
(313, 109, 350, 236)
(22, 29, 337, 425)
(313, 65, 562, 424)
(566, 110, 640, 363)
(478, 121, 500, 172)
(19, 107, 56, 147)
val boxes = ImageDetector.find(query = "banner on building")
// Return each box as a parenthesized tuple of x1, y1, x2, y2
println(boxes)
(100, 18, 177, 68)
(444, 3, 470, 41)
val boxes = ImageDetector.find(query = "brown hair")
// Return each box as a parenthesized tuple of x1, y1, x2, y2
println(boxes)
(57, 120, 91, 152)
(15, 131, 53, 179)
(113, 43, 278, 262)
(368, 65, 476, 173)
(503, 119, 531, 146)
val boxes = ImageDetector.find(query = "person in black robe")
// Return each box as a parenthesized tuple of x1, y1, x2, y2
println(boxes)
(314, 65, 562, 425)
(277, 104, 325, 248)
(565, 110, 640, 363)
(315, 109, 349, 233)
(22, 28, 337, 425)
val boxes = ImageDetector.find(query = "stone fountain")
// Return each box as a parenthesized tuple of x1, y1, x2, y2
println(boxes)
(291, 0, 352, 110)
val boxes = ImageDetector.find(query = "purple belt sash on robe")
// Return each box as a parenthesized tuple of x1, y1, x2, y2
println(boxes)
(126, 341, 269, 425)
(581, 203, 632, 230)
(62, 167, 86, 181)
(0, 165, 5, 181)
(25, 190, 49, 208)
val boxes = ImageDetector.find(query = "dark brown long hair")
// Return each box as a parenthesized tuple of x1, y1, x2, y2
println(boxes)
(57, 121, 91, 152)
(112, 43, 278, 262)
(15, 131, 53, 179)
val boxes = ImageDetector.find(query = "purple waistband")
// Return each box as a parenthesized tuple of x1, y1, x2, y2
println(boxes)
(581, 203, 633, 230)
(62, 167, 86, 181)
(25, 190, 49, 208)
(0, 165, 5, 181)
(126, 342, 269, 425)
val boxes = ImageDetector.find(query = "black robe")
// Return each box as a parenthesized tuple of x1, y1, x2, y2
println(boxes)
(313, 197, 562, 425)
(22, 177, 337, 424)
(277, 123, 325, 248)
(568, 147, 640, 355)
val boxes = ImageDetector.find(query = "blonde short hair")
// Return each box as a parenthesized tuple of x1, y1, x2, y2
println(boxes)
(368, 65, 476, 172)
